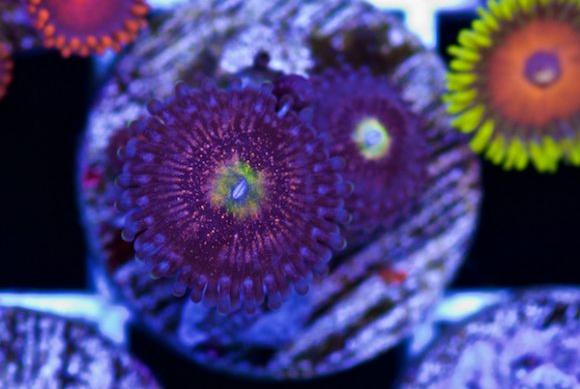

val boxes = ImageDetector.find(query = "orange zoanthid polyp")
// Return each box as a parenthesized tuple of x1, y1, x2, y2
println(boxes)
(27, 0, 149, 57)
(446, 0, 580, 172)
(487, 20, 580, 128)
(0, 42, 13, 101)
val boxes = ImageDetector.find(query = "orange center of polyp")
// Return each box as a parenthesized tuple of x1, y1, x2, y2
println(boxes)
(486, 20, 580, 127)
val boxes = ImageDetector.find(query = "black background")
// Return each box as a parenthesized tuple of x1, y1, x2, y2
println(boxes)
(0, 9, 578, 389)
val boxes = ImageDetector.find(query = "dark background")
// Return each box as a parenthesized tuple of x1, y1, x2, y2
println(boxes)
(0, 9, 578, 389)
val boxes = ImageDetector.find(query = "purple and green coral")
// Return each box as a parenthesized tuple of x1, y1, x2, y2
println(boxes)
(79, 0, 481, 379)
(117, 83, 348, 313)
(307, 68, 429, 242)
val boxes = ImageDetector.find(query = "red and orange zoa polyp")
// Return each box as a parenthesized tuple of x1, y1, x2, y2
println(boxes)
(0, 42, 13, 101)
(27, 0, 149, 57)
(446, 0, 580, 172)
